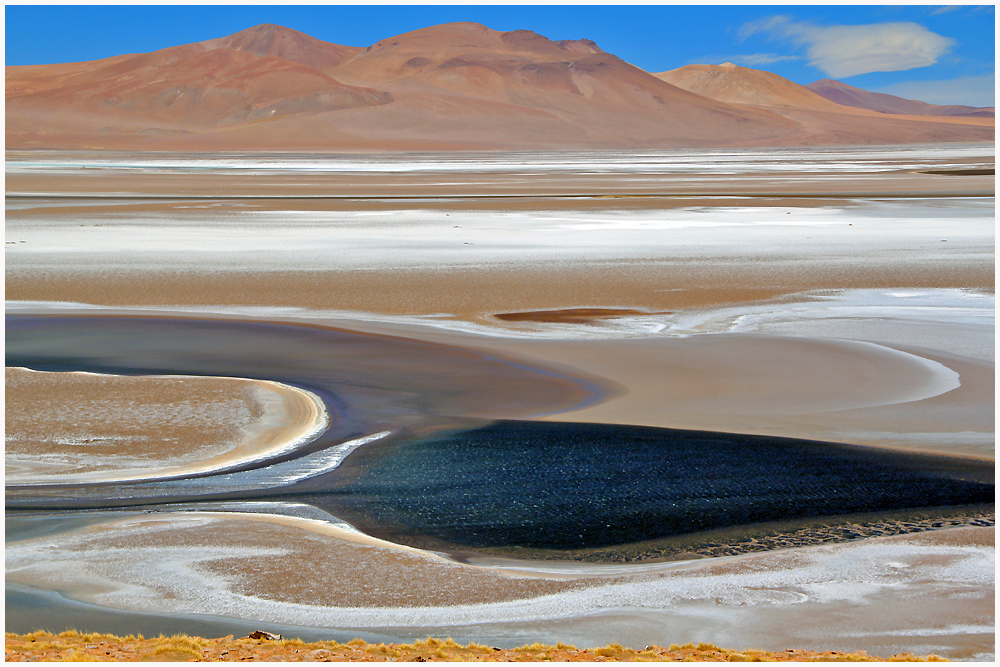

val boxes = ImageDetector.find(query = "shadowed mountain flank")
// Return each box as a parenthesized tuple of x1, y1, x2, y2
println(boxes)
(652, 62, 994, 147)
(807, 78, 995, 118)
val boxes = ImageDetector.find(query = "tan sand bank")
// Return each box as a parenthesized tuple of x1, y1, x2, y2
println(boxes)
(2, 632, 946, 662)
(4, 367, 329, 484)
(283, 313, 991, 458)
(4, 147, 994, 199)
(7, 261, 993, 323)
(494, 336, 992, 457)
(6, 149, 993, 324)
(5, 511, 991, 659)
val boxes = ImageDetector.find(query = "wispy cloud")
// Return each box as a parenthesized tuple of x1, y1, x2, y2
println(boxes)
(733, 53, 802, 67)
(930, 6, 962, 16)
(740, 16, 955, 78)
(876, 73, 995, 107)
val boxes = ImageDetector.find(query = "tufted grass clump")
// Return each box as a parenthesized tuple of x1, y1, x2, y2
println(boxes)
(515, 642, 550, 652)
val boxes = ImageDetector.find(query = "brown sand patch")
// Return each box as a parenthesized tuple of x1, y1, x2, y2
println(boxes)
(4, 195, 863, 217)
(4, 159, 995, 199)
(921, 168, 995, 176)
(5, 512, 582, 609)
(404, 332, 986, 454)
(188, 516, 585, 608)
(494, 307, 669, 324)
(4, 367, 328, 484)
(5, 261, 994, 322)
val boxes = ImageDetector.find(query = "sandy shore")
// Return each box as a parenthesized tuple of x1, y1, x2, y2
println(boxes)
(7, 296, 991, 458)
(4, 368, 329, 484)
(5, 510, 993, 660)
(5, 145, 994, 199)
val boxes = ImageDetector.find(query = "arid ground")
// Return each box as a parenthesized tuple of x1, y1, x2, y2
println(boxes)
(5, 145, 994, 661)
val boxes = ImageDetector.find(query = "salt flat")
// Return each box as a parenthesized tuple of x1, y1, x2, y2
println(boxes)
(4, 145, 994, 659)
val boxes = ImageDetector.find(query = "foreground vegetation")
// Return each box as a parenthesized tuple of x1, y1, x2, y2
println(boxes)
(4, 631, 947, 662)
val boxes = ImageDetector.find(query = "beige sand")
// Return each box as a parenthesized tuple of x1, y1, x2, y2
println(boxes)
(495, 336, 994, 457)
(260, 315, 988, 458)
(6, 151, 994, 319)
(5, 511, 993, 659)
(4, 367, 329, 484)
(5, 160, 995, 200)
(8, 263, 993, 321)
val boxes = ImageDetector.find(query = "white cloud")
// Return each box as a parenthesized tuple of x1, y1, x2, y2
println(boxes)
(876, 73, 996, 107)
(738, 15, 797, 42)
(740, 16, 955, 78)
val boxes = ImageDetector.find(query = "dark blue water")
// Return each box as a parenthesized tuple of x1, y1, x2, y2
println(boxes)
(302, 420, 994, 552)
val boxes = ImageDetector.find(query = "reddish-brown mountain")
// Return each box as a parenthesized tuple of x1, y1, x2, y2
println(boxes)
(806, 78, 994, 118)
(203, 23, 363, 74)
(653, 62, 993, 147)
(655, 63, 844, 111)
(6, 24, 390, 140)
(5, 23, 994, 150)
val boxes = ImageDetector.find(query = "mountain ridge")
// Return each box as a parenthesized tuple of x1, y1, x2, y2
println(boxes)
(806, 78, 994, 118)
(6, 22, 993, 151)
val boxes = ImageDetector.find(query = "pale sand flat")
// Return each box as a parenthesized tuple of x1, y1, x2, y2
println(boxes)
(245, 313, 991, 458)
(5, 194, 994, 318)
(6, 304, 988, 458)
(4, 149, 994, 200)
(491, 336, 994, 458)
(4, 368, 329, 485)
(6, 262, 993, 320)
(5, 511, 992, 659)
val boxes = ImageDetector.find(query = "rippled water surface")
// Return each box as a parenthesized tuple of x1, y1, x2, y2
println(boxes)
(307, 420, 994, 554)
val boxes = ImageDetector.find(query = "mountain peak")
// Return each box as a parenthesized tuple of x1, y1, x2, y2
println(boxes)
(655, 63, 844, 111)
(214, 23, 309, 46)
(365, 21, 499, 51)
(205, 23, 361, 73)
(500, 29, 603, 56)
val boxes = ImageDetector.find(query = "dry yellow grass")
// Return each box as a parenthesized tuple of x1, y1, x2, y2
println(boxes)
(3, 631, 948, 662)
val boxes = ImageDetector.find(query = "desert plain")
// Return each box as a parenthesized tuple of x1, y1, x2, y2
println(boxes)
(4, 19, 996, 664)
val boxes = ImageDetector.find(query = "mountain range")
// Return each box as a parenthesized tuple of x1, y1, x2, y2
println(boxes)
(6, 23, 994, 151)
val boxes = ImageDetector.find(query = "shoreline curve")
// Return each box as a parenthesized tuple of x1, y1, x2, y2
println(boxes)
(4, 367, 330, 486)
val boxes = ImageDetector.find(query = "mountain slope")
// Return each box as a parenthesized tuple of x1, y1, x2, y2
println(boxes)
(316, 22, 800, 148)
(807, 78, 994, 118)
(6, 24, 391, 138)
(203, 23, 363, 74)
(654, 62, 844, 111)
(5, 23, 994, 150)
(650, 62, 993, 147)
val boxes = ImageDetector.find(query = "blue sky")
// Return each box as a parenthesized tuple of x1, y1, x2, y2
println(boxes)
(5, 4, 995, 106)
